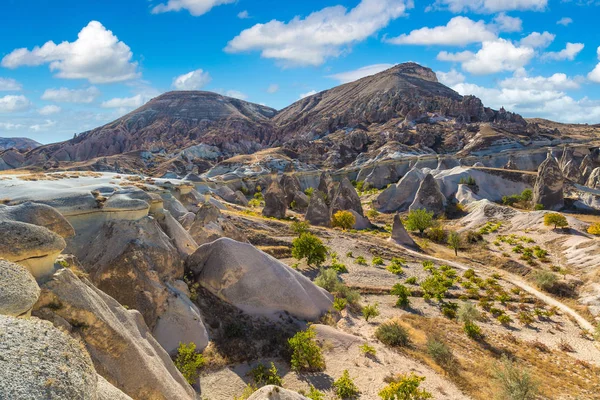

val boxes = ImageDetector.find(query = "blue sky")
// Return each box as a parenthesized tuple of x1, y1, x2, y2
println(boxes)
(1, 0, 600, 144)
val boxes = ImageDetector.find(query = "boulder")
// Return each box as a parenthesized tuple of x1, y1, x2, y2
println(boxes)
(560, 147, 583, 183)
(0, 315, 97, 400)
(305, 190, 331, 227)
(0, 260, 40, 317)
(0, 220, 66, 279)
(455, 184, 482, 205)
(215, 185, 248, 206)
(586, 167, 600, 190)
(186, 238, 333, 320)
(409, 173, 446, 216)
(189, 203, 247, 245)
(317, 172, 337, 205)
(291, 191, 310, 212)
(389, 214, 418, 248)
(262, 180, 287, 219)
(436, 157, 460, 171)
(349, 209, 371, 230)
(533, 153, 564, 211)
(363, 164, 399, 189)
(155, 210, 198, 257)
(34, 268, 196, 400)
(97, 375, 133, 400)
(247, 386, 310, 400)
(0, 202, 75, 238)
(280, 174, 302, 206)
(330, 177, 363, 216)
(375, 168, 425, 212)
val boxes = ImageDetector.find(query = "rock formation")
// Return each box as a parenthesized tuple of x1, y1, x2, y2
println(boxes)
(330, 177, 364, 217)
(533, 153, 564, 211)
(504, 156, 517, 170)
(0, 202, 75, 238)
(376, 168, 425, 212)
(409, 173, 446, 216)
(560, 147, 583, 183)
(317, 172, 336, 205)
(306, 190, 331, 227)
(390, 214, 418, 248)
(0, 260, 40, 317)
(262, 180, 287, 219)
(586, 167, 600, 190)
(189, 203, 247, 245)
(247, 386, 310, 400)
(363, 164, 400, 189)
(186, 238, 333, 320)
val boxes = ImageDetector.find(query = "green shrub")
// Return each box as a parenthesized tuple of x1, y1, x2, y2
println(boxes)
(459, 176, 477, 186)
(355, 181, 365, 192)
(331, 260, 348, 273)
(254, 191, 264, 201)
(457, 302, 481, 323)
(420, 275, 452, 301)
(292, 233, 328, 266)
(497, 314, 513, 326)
(333, 370, 360, 399)
(234, 384, 258, 400)
(314, 268, 339, 292)
(463, 269, 476, 279)
(372, 256, 385, 266)
(387, 263, 404, 275)
(333, 297, 348, 311)
(346, 251, 354, 258)
(441, 302, 458, 319)
(304, 385, 325, 400)
(544, 213, 568, 229)
(359, 343, 377, 356)
(174, 342, 205, 385)
(332, 210, 356, 230)
(391, 284, 411, 308)
(362, 303, 380, 322)
(463, 321, 482, 339)
(335, 284, 361, 307)
(404, 209, 434, 234)
(466, 230, 483, 243)
(378, 373, 432, 400)
(248, 198, 262, 208)
(249, 362, 282, 387)
(288, 327, 325, 372)
(426, 336, 455, 371)
(426, 226, 447, 243)
(492, 355, 538, 400)
(518, 311, 534, 326)
(304, 187, 314, 197)
(291, 220, 310, 235)
(367, 208, 380, 219)
(376, 321, 410, 347)
(405, 276, 418, 285)
(356, 256, 367, 266)
(447, 231, 462, 256)
(531, 270, 557, 292)
(521, 189, 533, 201)
(534, 203, 544, 210)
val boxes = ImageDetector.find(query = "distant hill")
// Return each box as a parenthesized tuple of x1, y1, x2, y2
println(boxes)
(0, 137, 41, 151)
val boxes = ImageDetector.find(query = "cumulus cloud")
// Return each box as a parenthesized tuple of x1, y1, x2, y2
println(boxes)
(387, 17, 496, 46)
(225, 0, 411, 67)
(541, 42, 585, 61)
(237, 10, 250, 19)
(152, 0, 235, 16)
(0, 122, 24, 130)
(299, 90, 317, 99)
(224, 90, 247, 100)
(1, 21, 139, 84)
(439, 39, 535, 75)
(267, 84, 279, 93)
(327, 63, 394, 83)
(101, 95, 145, 109)
(500, 70, 581, 91)
(491, 13, 522, 32)
(588, 46, 600, 83)
(430, 0, 547, 13)
(172, 69, 212, 90)
(38, 105, 62, 115)
(557, 17, 573, 26)
(519, 31, 555, 49)
(41, 87, 100, 103)
(0, 95, 31, 113)
(30, 120, 56, 132)
(0, 78, 22, 91)
(436, 69, 466, 86)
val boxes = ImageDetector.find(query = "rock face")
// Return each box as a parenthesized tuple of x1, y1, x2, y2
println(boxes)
(97, 375, 133, 400)
(376, 168, 425, 212)
(586, 167, 600, 190)
(390, 214, 418, 248)
(262, 180, 287, 219)
(305, 190, 331, 227)
(34, 268, 196, 400)
(317, 172, 336, 205)
(280, 174, 310, 211)
(330, 177, 364, 216)
(189, 203, 247, 245)
(581, 148, 600, 181)
(187, 238, 333, 320)
(409, 173, 446, 216)
(0, 315, 97, 400)
(363, 164, 399, 189)
(504, 156, 517, 170)
(0, 137, 41, 151)
(560, 147, 583, 183)
(533, 153, 564, 211)
(247, 386, 310, 400)
(215, 185, 248, 206)
(0, 260, 40, 317)
(0, 202, 75, 238)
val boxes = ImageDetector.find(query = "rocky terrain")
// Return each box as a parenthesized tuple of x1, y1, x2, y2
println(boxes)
(0, 137, 41, 151)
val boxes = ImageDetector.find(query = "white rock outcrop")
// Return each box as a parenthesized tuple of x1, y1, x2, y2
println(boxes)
(0, 260, 40, 317)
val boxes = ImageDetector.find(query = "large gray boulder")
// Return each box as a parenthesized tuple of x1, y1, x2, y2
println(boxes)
(586, 167, 600, 190)
(306, 190, 331, 227)
(330, 177, 363, 216)
(375, 168, 425, 213)
(409, 173, 446, 216)
(215, 185, 248, 206)
(262, 180, 287, 219)
(363, 164, 399, 189)
(186, 238, 333, 320)
(389, 214, 418, 248)
(0, 315, 97, 400)
(189, 203, 247, 246)
(34, 268, 196, 400)
(533, 153, 564, 211)
(97, 375, 133, 400)
(0, 260, 40, 317)
(247, 386, 310, 400)
(0, 202, 75, 238)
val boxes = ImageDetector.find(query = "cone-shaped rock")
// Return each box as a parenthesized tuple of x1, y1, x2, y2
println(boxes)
(533, 153, 564, 211)
(560, 147, 582, 183)
(409, 173, 446, 216)
(306, 190, 331, 227)
(262, 180, 287, 219)
(390, 214, 418, 248)
(375, 167, 425, 212)
(586, 167, 600, 190)
(317, 172, 336, 205)
(330, 177, 364, 216)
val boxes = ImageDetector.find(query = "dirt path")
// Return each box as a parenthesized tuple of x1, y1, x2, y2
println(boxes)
(397, 244, 595, 332)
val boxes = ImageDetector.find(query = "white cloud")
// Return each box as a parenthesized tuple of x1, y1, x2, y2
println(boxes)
(519, 31, 555, 49)
(41, 87, 100, 103)
(327, 63, 394, 83)
(172, 69, 212, 90)
(225, 0, 412, 67)
(152, 0, 235, 16)
(500, 70, 581, 91)
(541, 42, 585, 61)
(299, 90, 317, 99)
(387, 17, 496, 46)
(1, 21, 139, 84)
(38, 105, 62, 115)
(267, 84, 279, 93)
(440, 39, 535, 75)
(557, 17, 573, 26)
(225, 90, 247, 100)
(101, 95, 145, 109)
(588, 46, 600, 83)
(492, 13, 522, 32)
(436, 69, 466, 86)
(0, 78, 22, 91)
(430, 0, 547, 13)
(0, 95, 31, 113)
(0, 122, 24, 130)
(30, 120, 56, 132)
(237, 10, 250, 19)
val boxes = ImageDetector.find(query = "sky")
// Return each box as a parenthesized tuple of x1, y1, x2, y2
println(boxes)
(1, 0, 600, 144)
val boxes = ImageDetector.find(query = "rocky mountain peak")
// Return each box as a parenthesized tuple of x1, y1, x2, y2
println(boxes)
(386, 62, 439, 83)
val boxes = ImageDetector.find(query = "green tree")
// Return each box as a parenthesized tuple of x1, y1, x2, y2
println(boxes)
(378, 373, 432, 400)
(331, 210, 356, 230)
(447, 231, 462, 256)
(543, 213, 568, 230)
(362, 303, 380, 322)
(391, 284, 411, 308)
(291, 220, 310, 235)
(288, 327, 325, 372)
(333, 370, 360, 399)
(292, 233, 328, 267)
(404, 209, 434, 235)
(174, 342, 205, 385)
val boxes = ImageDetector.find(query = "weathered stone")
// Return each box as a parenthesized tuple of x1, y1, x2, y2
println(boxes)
(306, 190, 331, 227)
(189, 203, 247, 246)
(560, 147, 583, 183)
(409, 173, 446, 216)
(0, 202, 75, 238)
(533, 153, 564, 211)
(317, 172, 336, 205)
(363, 164, 399, 189)
(0, 260, 40, 317)
(97, 375, 133, 400)
(375, 168, 425, 213)
(330, 177, 363, 216)
(585, 167, 600, 190)
(262, 180, 287, 219)
(503, 156, 517, 170)
(390, 214, 418, 248)
(247, 386, 310, 400)
(280, 174, 302, 206)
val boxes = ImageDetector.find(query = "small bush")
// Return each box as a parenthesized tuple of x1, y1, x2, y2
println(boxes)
(356, 256, 367, 266)
(314, 268, 339, 292)
(463, 321, 482, 339)
(292, 233, 328, 267)
(463, 269, 476, 279)
(518, 311, 535, 326)
(466, 230, 483, 243)
(174, 342, 205, 385)
(333, 297, 348, 311)
(304, 385, 325, 400)
(426, 226, 447, 243)
(376, 321, 410, 347)
(332, 210, 356, 230)
(447, 231, 462, 256)
(362, 303, 380, 322)
(441, 302, 458, 319)
(367, 208, 380, 219)
(544, 213, 568, 229)
(587, 222, 600, 236)
(492, 355, 538, 400)
(249, 362, 282, 387)
(288, 327, 325, 372)
(378, 373, 432, 400)
(534, 203, 544, 211)
(391, 284, 411, 308)
(359, 343, 377, 356)
(497, 314, 513, 326)
(372, 256, 385, 266)
(458, 303, 480, 322)
(405, 209, 434, 234)
(426, 336, 455, 371)
(304, 187, 314, 197)
(531, 270, 557, 292)
(333, 370, 360, 399)
(248, 198, 262, 208)
(291, 220, 310, 235)
(405, 276, 418, 285)
(331, 258, 348, 273)
(346, 251, 354, 258)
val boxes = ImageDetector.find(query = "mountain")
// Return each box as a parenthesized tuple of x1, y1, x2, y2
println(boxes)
(0, 137, 41, 151)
